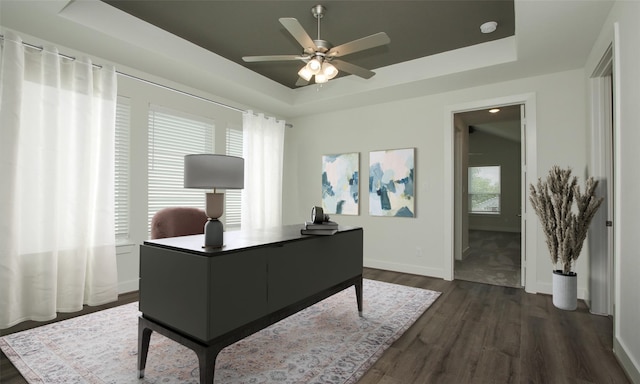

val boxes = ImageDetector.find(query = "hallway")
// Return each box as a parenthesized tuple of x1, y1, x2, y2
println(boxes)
(455, 230, 522, 288)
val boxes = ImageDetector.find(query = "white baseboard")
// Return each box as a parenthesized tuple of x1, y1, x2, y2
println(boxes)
(118, 279, 139, 294)
(364, 259, 443, 279)
(614, 337, 640, 383)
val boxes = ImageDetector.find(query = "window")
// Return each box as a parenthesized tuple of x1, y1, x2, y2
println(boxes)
(147, 105, 215, 232)
(115, 96, 131, 240)
(468, 166, 501, 214)
(225, 127, 243, 229)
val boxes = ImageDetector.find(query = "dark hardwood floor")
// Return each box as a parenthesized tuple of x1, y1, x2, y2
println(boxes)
(0, 269, 630, 384)
(360, 269, 629, 384)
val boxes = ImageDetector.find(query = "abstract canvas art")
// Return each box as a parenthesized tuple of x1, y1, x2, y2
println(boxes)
(322, 153, 359, 215)
(369, 148, 415, 217)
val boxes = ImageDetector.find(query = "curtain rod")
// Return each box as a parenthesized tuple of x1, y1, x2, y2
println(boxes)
(0, 34, 293, 129)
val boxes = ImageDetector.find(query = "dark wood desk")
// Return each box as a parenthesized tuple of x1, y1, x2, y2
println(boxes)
(137, 225, 363, 384)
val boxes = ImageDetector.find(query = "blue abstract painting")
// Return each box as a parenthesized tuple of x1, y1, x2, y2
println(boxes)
(322, 153, 359, 215)
(369, 148, 415, 217)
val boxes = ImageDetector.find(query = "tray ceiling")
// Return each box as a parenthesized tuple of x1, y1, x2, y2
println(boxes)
(102, 1, 515, 89)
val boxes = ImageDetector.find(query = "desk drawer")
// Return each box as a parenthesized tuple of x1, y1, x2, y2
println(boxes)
(267, 229, 363, 311)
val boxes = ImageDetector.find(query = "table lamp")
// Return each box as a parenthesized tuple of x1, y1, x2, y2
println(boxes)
(184, 154, 244, 248)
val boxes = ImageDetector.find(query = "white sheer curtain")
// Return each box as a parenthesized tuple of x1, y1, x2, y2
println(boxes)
(0, 32, 118, 329)
(241, 111, 285, 230)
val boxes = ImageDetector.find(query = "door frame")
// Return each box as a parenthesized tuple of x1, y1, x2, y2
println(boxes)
(443, 93, 538, 294)
(588, 44, 614, 315)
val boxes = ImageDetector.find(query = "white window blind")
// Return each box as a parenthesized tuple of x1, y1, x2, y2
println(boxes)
(225, 127, 243, 229)
(147, 105, 215, 232)
(115, 96, 131, 240)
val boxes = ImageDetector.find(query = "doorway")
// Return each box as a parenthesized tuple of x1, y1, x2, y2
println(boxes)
(588, 44, 614, 315)
(444, 93, 537, 292)
(453, 105, 523, 288)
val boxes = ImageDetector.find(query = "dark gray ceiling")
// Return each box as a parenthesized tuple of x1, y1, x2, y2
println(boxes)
(102, 1, 514, 89)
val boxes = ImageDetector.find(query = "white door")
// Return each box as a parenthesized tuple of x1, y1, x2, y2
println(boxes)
(588, 46, 614, 316)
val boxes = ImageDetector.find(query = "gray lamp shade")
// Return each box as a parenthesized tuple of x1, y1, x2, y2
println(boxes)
(184, 154, 245, 189)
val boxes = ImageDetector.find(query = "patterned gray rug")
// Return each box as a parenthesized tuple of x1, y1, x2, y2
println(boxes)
(455, 230, 522, 288)
(0, 279, 440, 384)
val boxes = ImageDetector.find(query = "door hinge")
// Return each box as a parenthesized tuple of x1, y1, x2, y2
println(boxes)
(606, 220, 613, 227)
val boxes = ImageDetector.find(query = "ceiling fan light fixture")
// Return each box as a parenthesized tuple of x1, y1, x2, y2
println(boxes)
(322, 62, 338, 79)
(298, 65, 313, 81)
(315, 72, 328, 84)
(243, 4, 390, 87)
(307, 57, 322, 74)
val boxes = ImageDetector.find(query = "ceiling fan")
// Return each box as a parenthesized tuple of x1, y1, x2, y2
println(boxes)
(242, 4, 390, 86)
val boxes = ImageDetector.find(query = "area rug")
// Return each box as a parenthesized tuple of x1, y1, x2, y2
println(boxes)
(0, 279, 440, 384)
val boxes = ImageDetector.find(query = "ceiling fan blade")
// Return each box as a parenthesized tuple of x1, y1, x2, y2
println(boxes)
(327, 32, 390, 58)
(279, 18, 318, 54)
(295, 77, 310, 87)
(243, 55, 307, 62)
(331, 60, 376, 79)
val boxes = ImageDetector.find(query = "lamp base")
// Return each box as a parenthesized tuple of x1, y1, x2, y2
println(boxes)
(203, 218, 224, 248)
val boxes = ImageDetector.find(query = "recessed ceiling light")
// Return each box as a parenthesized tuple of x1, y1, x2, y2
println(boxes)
(489, 108, 500, 113)
(480, 21, 498, 34)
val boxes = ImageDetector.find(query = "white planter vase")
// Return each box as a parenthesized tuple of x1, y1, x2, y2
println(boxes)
(552, 270, 577, 310)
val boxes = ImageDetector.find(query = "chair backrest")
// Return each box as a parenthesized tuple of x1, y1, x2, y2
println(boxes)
(150, 207, 208, 239)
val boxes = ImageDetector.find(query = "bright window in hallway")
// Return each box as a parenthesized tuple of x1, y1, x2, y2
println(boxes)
(468, 166, 501, 214)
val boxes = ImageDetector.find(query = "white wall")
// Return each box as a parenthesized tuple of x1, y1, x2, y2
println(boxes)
(586, 1, 640, 382)
(283, 68, 588, 297)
